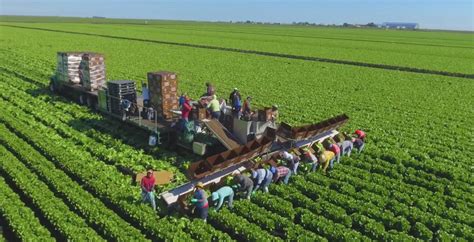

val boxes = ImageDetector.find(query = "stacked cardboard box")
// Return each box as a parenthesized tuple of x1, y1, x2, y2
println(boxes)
(56, 52, 83, 84)
(107, 80, 137, 116)
(79, 53, 106, 91)
(147, 71, 178, 120)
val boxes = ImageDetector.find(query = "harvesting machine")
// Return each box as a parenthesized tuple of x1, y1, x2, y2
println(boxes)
(50, 51, 350, 207)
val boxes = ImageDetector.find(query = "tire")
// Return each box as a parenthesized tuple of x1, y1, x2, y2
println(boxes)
(79, 95, 85, 105)
(49, 82, 55, 93)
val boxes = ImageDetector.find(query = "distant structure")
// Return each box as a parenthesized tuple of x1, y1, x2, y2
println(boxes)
(382, 22, 419, 30)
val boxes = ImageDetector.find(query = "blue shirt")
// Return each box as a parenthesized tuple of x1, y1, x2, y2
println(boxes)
(194, 189, 208, 208)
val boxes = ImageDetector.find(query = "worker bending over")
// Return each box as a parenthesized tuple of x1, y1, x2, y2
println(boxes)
(352, 137, 365, 154)
(140, 170, 156, 210)
(318, 150, 335, 173)
(251, 167, 273, 193)
(211, 186, 234, 211)
(339, 139, 353, 157)
(271, 166, 292, 184)
(280, 151, 300, 175)
(329, 143, 341, 163)
(191, 182, 209, 222)
(303, 148, 319, 172)
(232, 171, 254, 200)
(354, 129, 366, 141)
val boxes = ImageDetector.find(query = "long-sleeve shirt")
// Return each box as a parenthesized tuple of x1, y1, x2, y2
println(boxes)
(207, 99, 220, 112)
(273, 166, 290, 181)
(340, 140, 353, 151)
(181, 101, 192, 119)
(305, 151, 318, 163)
(281, 151, 294, 161)
(353, 138, 364, 149)
(211, 186, 234, 210)
(141, 176, 155, 192)
(142, 87, 150, 100)
(233, 174, 253, 191)
(243, 100, 251, 114)
(253, 169, 273, 190)
(355, 130, 366, 139)
(320, 151, 335, 163)
(193, 189, 209, 208)
(329, 144, 341, 155)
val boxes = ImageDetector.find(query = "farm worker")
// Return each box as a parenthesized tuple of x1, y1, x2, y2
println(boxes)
(205, 82, 215, 97)
(251, 168, 273, 193)
(232, 171, 254, 200)
(219, 98, 227, 122)
(207, 95, 221, 120)
(329, 143, 341, 163)
(211, 186, 234, 211)
(242, 96, 253, 119)
(339, 140, 353, 157)
(303, 148, 319, 172)
(229, 88, 242, 118)
(354, 129, 366, 141)
(318, 151, 335, 173)
(279, 151, 300, 175)
(270, 105, 279, 125)
(140, 170, 156, 210)
(181, 97, 192, 122)
(142, 83, 150, 108)
(178, 93, 187, 108)
(191, 182, 209, 222)
(271, 166, 292, 184)
(352, 137, 365, 154)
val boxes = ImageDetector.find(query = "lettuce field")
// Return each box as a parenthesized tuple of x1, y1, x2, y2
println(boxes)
(0, 16, 473, 241)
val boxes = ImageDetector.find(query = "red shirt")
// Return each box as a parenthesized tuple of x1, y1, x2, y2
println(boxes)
(355, 130, 366, 139)
(141, 175, 155, 192)
(181, 101, 192, 119)
(329, 144, 340, 155)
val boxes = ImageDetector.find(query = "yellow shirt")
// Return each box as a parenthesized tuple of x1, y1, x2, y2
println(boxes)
(207, 99, 220, 112)
(320, 151, 335, 163)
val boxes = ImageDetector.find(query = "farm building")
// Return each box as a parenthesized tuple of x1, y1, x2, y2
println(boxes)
(382, 22, 419, 29)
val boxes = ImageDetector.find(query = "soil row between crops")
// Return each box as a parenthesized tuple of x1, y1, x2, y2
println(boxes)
(2, 24, 473, 79)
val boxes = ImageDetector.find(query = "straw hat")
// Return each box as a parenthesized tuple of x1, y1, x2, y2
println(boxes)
(195, 182, 204, 189)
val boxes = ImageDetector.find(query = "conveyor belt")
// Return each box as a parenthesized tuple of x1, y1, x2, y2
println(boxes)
(202, 119, 241, 150)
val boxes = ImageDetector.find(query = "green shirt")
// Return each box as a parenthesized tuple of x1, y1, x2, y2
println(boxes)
(207, 99, 220, 112)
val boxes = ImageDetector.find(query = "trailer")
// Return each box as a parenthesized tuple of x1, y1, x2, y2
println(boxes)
(50, 51, 350, 209)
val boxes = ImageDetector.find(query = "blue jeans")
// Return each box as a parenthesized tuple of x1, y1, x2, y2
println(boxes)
(335, 153, 341, 163)
(211, 111, 221, 120)
(329, 158, 335, 170)
(357, 143, 365, 153)
(141, 191, 156, 210)
(311, 162, 319, 172)
(343, 146, 352, 157)
(196, 206, 209, 221)
(283, 170, 292, 184)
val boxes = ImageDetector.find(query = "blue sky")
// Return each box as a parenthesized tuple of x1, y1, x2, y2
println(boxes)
(1, 0, 473, 30)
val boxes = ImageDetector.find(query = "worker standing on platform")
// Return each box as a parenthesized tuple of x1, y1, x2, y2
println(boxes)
(178, 93, 187, 109)
(329, 143, 341, 163)
(207, 95, 221, 120)
(229, 88, 242, 118)
(205, 82, 215, 97)
(232, 171, 254, 200)
(271, 166, 292, 184)
(181, 97, 192, 122)
(252, 167, 273, 193)
(242, 96, 253, 120)
(271, 105, 279, 125)
(354, 129, 366, 141)
(142, 83, 150, 108)
(191, 182, 209, 222)
(140, 170, 156, 210)
(211, 186, 234, 211)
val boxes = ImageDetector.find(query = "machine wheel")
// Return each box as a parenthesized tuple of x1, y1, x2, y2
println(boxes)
(49, 81, 55, 93)
(79, 95, 85, 105)
(86, 96, 92, 108)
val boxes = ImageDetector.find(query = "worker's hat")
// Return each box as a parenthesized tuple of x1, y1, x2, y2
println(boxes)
(147, 169, 153, 174)
(231, 171, 240, 176)
(195, 182, 204, 189)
